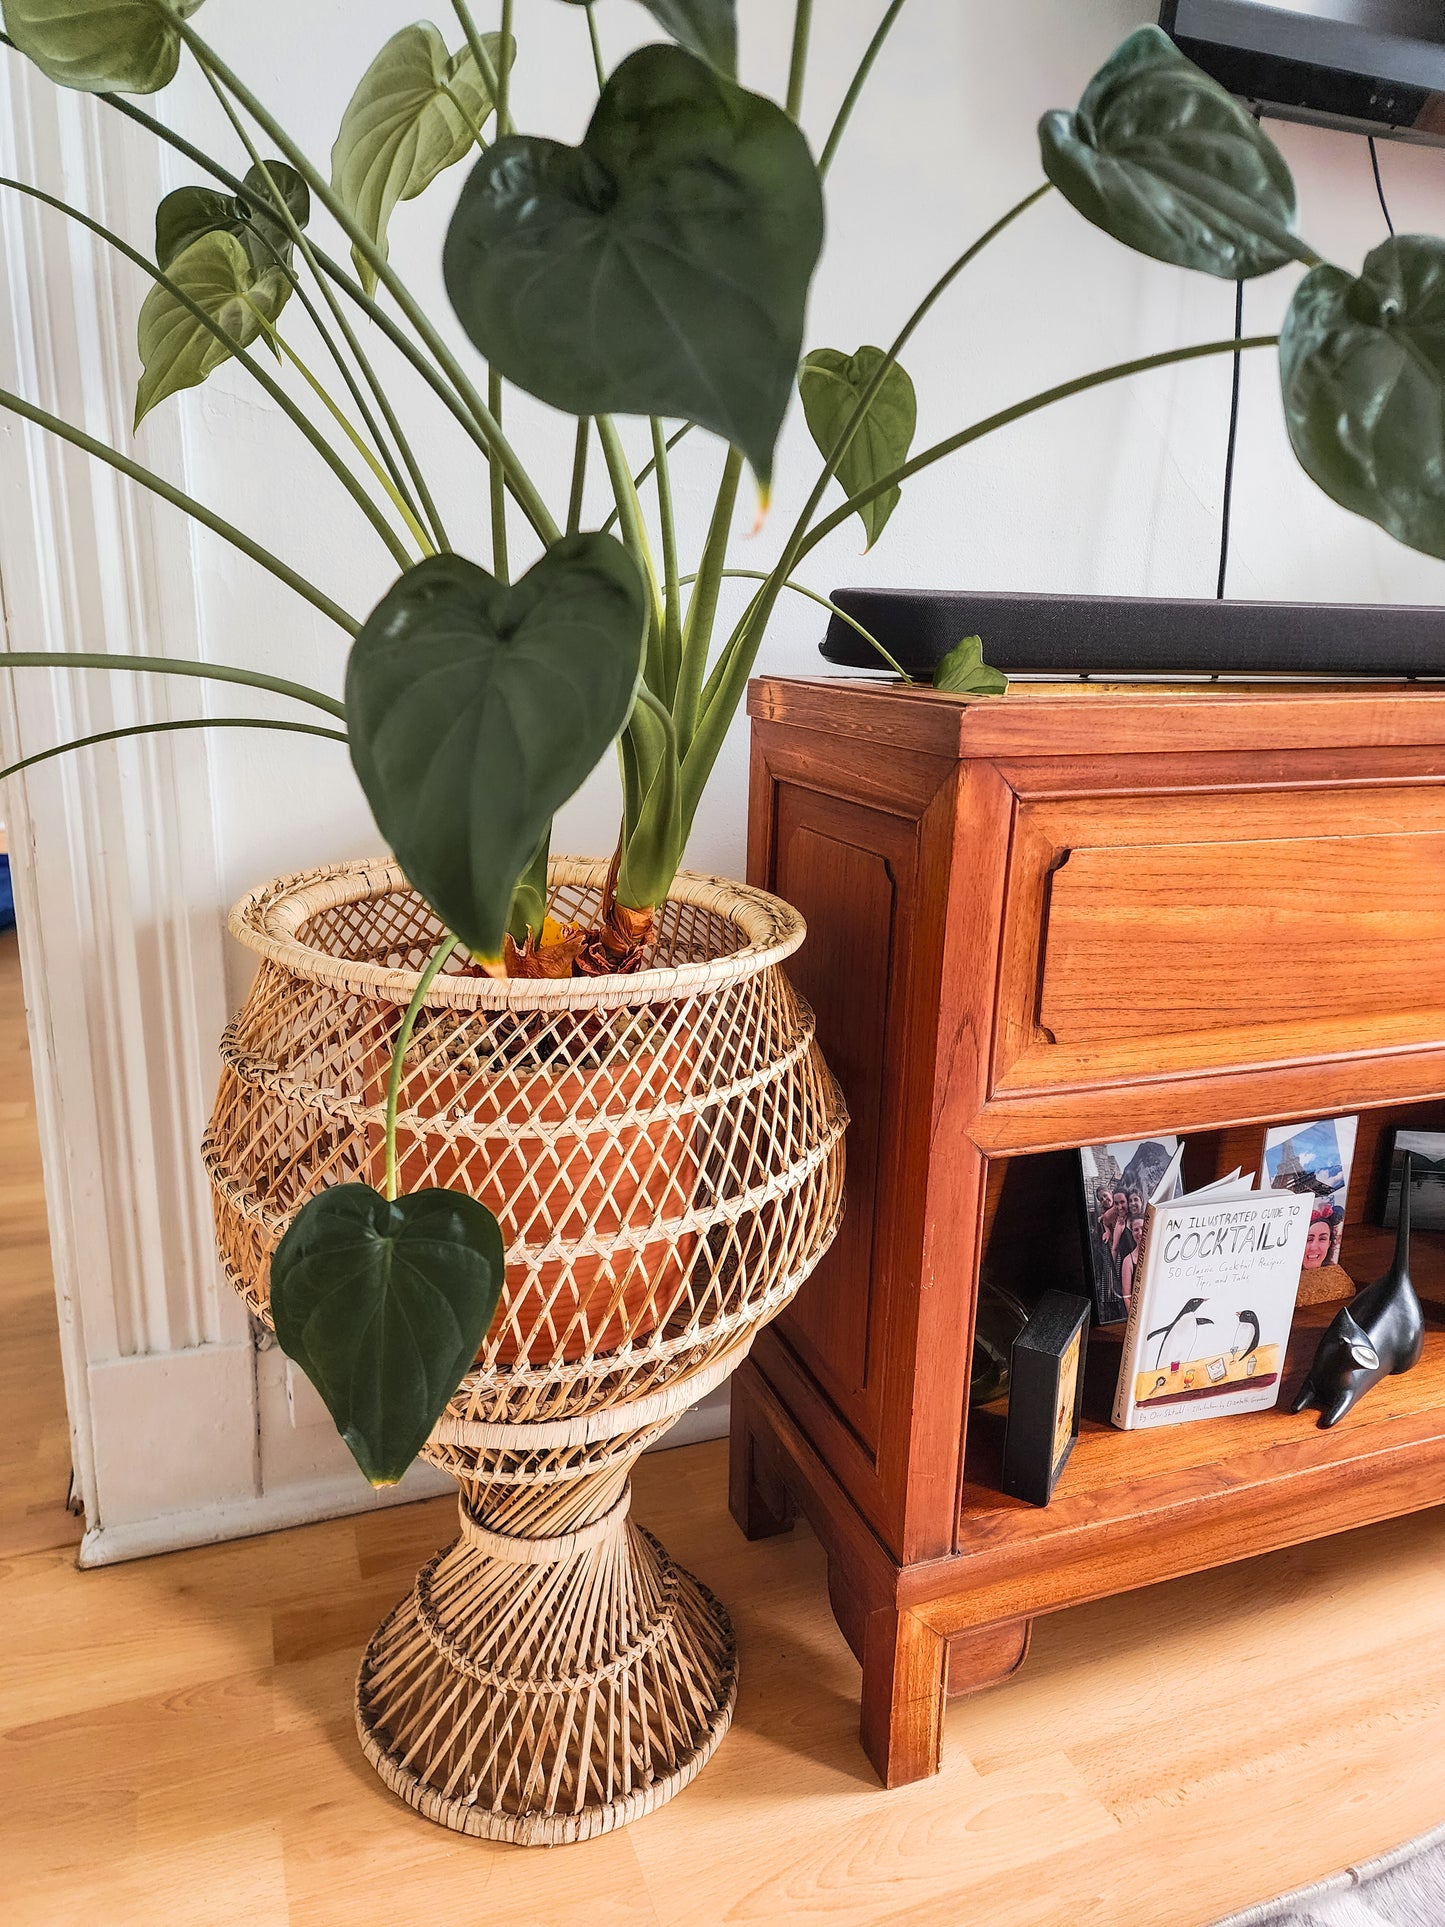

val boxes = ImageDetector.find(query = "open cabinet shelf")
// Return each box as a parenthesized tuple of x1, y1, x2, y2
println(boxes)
(960, 1231, 1445, 1591)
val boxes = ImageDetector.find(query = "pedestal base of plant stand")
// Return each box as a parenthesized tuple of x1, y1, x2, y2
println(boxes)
(353, 1360, 746, 1845)
(355, 1515, 736, 1845)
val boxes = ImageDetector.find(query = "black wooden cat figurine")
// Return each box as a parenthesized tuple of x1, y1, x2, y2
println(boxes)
(1292, 1152, 1425, 1429)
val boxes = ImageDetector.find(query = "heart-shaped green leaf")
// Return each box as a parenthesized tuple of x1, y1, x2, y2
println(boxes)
(156, 161, 309, 275)
(800, 346, 916, 551)
(1281, 236, 1445, 562)
(557, 0, 737, 76)
(346, 536, 647, 965)
(933, 635, 1007, 697)
(1040, 26, 1300, 281)
(332, 22, 514, 296)
(443, 43, 823, 486)
(134, 229, 292, 427)
(2, 0, 204, 94)
(271, 1183, 505, 1487)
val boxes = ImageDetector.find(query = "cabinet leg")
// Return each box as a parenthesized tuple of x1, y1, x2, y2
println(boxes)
(727, 1387, 796, 1542)
(859, 1607, 948, 1789)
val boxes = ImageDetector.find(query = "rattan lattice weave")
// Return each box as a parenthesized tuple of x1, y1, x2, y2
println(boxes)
(203, 858, 846, 1842)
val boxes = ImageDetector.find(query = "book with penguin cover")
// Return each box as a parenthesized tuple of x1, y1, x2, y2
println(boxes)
(1113, 1148, 1312, 1430)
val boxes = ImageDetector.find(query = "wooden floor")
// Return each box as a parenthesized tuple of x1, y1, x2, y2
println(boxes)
(4, 930, 1445, 1925)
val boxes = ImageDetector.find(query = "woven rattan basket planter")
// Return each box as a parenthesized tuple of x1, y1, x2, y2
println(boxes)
(203, 857, 846, 1843)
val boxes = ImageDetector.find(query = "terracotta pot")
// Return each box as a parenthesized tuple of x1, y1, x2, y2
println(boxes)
(362, 1036, 699, 1363)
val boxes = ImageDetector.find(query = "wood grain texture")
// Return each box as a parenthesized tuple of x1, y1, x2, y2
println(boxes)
(6, 934, 1445, 1922)
(743, 674, 1445, 1790)
(0, 933, 79, 1561)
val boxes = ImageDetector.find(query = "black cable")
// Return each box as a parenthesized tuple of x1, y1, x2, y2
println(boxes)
(1216, 276, 1245, 600)
(1368, 134, 1395, 235)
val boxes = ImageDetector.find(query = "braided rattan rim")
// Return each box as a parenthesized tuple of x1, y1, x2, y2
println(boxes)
(227, 857, 808, 1011)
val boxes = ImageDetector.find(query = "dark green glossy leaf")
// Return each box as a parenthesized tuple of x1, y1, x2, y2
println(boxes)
(156, 161, 309, 274)
(933, 635, 1007, 697)
(1040, 25, 1300, 280)
(271, 1184, 505, 1487)
(2, 0, 204, 94)
(331, 22, 513, 296)
(443, 43, 823, 485)
(557, 0, 737, 76)
(346, 537, 647, 965)
(1281, 236, 1445, 561)
(800, 346, 916, 550)
(135, 230, 292, 427)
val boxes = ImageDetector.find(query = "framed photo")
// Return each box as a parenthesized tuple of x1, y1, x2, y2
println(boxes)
(1262, 1116, 1357, 1274)
(1383, 1129, 1445, 1231)
(1078, 1138, 1180, 1326)
(1001, 1291, 1090, 1507)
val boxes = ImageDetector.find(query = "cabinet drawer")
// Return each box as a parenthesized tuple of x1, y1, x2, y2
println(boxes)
(992, 786, 1445, 1097)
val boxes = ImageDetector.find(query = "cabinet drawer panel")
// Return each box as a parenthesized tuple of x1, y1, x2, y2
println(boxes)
(994, 787, 1445, 1094)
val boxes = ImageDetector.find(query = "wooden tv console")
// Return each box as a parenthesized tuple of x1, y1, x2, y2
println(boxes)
(731, 674, 1445, 1789)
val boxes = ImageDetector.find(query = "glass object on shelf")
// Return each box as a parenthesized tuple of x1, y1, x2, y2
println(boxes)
(972, 1276, 1031, 1405)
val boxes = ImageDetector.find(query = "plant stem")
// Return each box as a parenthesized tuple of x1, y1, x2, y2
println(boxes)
(198, 74, 452, 556)
(601, 424, 693, 537)
(385, 935, 461, 1202)
(486, 0, 514, 578)
(287, 276, 446, 552)
(452, 0, 510, 135)
(489, 368, 509, 581)
(693, 569, 914, 681)
(0, 652, 347, 720)
(686, 332, 1282, 818)
(0, 386, 359, 636)
(787, 0, 815, 120)
(270, 326, 432, 558)
(585, 5, 607, 90)
(819, 0, 911, 176)
(683, 184, 1053, 779)
(0, 53, 464, 537)
(164, 5, 560, 546)
(597, 416, 664, 673)
(507, 832, 551, 945)
(0, 715, 349, 786)
(675, 446, 742, 750)
(801, 333, 1283, 558)
(567, 418, 590, 536)
(803, 184, 1052, 550)
(651, 421, 682, 704)
(0, 173, 417, 572)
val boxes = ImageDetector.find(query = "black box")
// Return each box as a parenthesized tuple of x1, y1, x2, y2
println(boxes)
(1001, 1291, 1091, 1507)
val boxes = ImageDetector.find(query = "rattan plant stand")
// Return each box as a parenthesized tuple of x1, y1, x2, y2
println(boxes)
(203, 858, 846, 1844)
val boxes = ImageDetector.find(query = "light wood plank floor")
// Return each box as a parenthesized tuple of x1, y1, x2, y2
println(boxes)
(4, 927, 1445, 1926)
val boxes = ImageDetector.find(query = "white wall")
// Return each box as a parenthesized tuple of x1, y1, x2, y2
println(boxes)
(149, 0, 1445, 944)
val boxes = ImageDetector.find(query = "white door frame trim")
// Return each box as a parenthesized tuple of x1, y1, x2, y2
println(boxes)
(0, 61, 454, 1563)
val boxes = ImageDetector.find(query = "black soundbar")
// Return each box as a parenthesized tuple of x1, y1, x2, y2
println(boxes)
(818, 589, 1445, 680)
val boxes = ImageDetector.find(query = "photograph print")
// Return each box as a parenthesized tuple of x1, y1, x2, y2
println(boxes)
(1079, 1137, 1180, 1325)
(1262, 1115, 1358, 1273)
(1383, 1128, 1445, 1232)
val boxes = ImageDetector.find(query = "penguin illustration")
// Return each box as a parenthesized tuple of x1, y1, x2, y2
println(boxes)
(1148, 1298, 1213, 1372)
(1228, 1310, 1261, 1364)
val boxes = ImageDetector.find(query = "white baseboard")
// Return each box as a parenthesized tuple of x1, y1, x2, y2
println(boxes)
(77, 1457, 457, 1568)
(77, 1383, 733, 1566)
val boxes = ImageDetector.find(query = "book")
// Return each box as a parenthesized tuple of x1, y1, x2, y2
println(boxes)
(1078, 1136, 1182, 1326)
(1112, 1149, 1312, 1430)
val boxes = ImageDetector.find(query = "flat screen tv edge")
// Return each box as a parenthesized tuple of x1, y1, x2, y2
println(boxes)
(816, 590, 1445, 682)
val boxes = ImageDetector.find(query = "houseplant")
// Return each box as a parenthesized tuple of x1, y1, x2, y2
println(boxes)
(1, 0, 1444, 1834)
